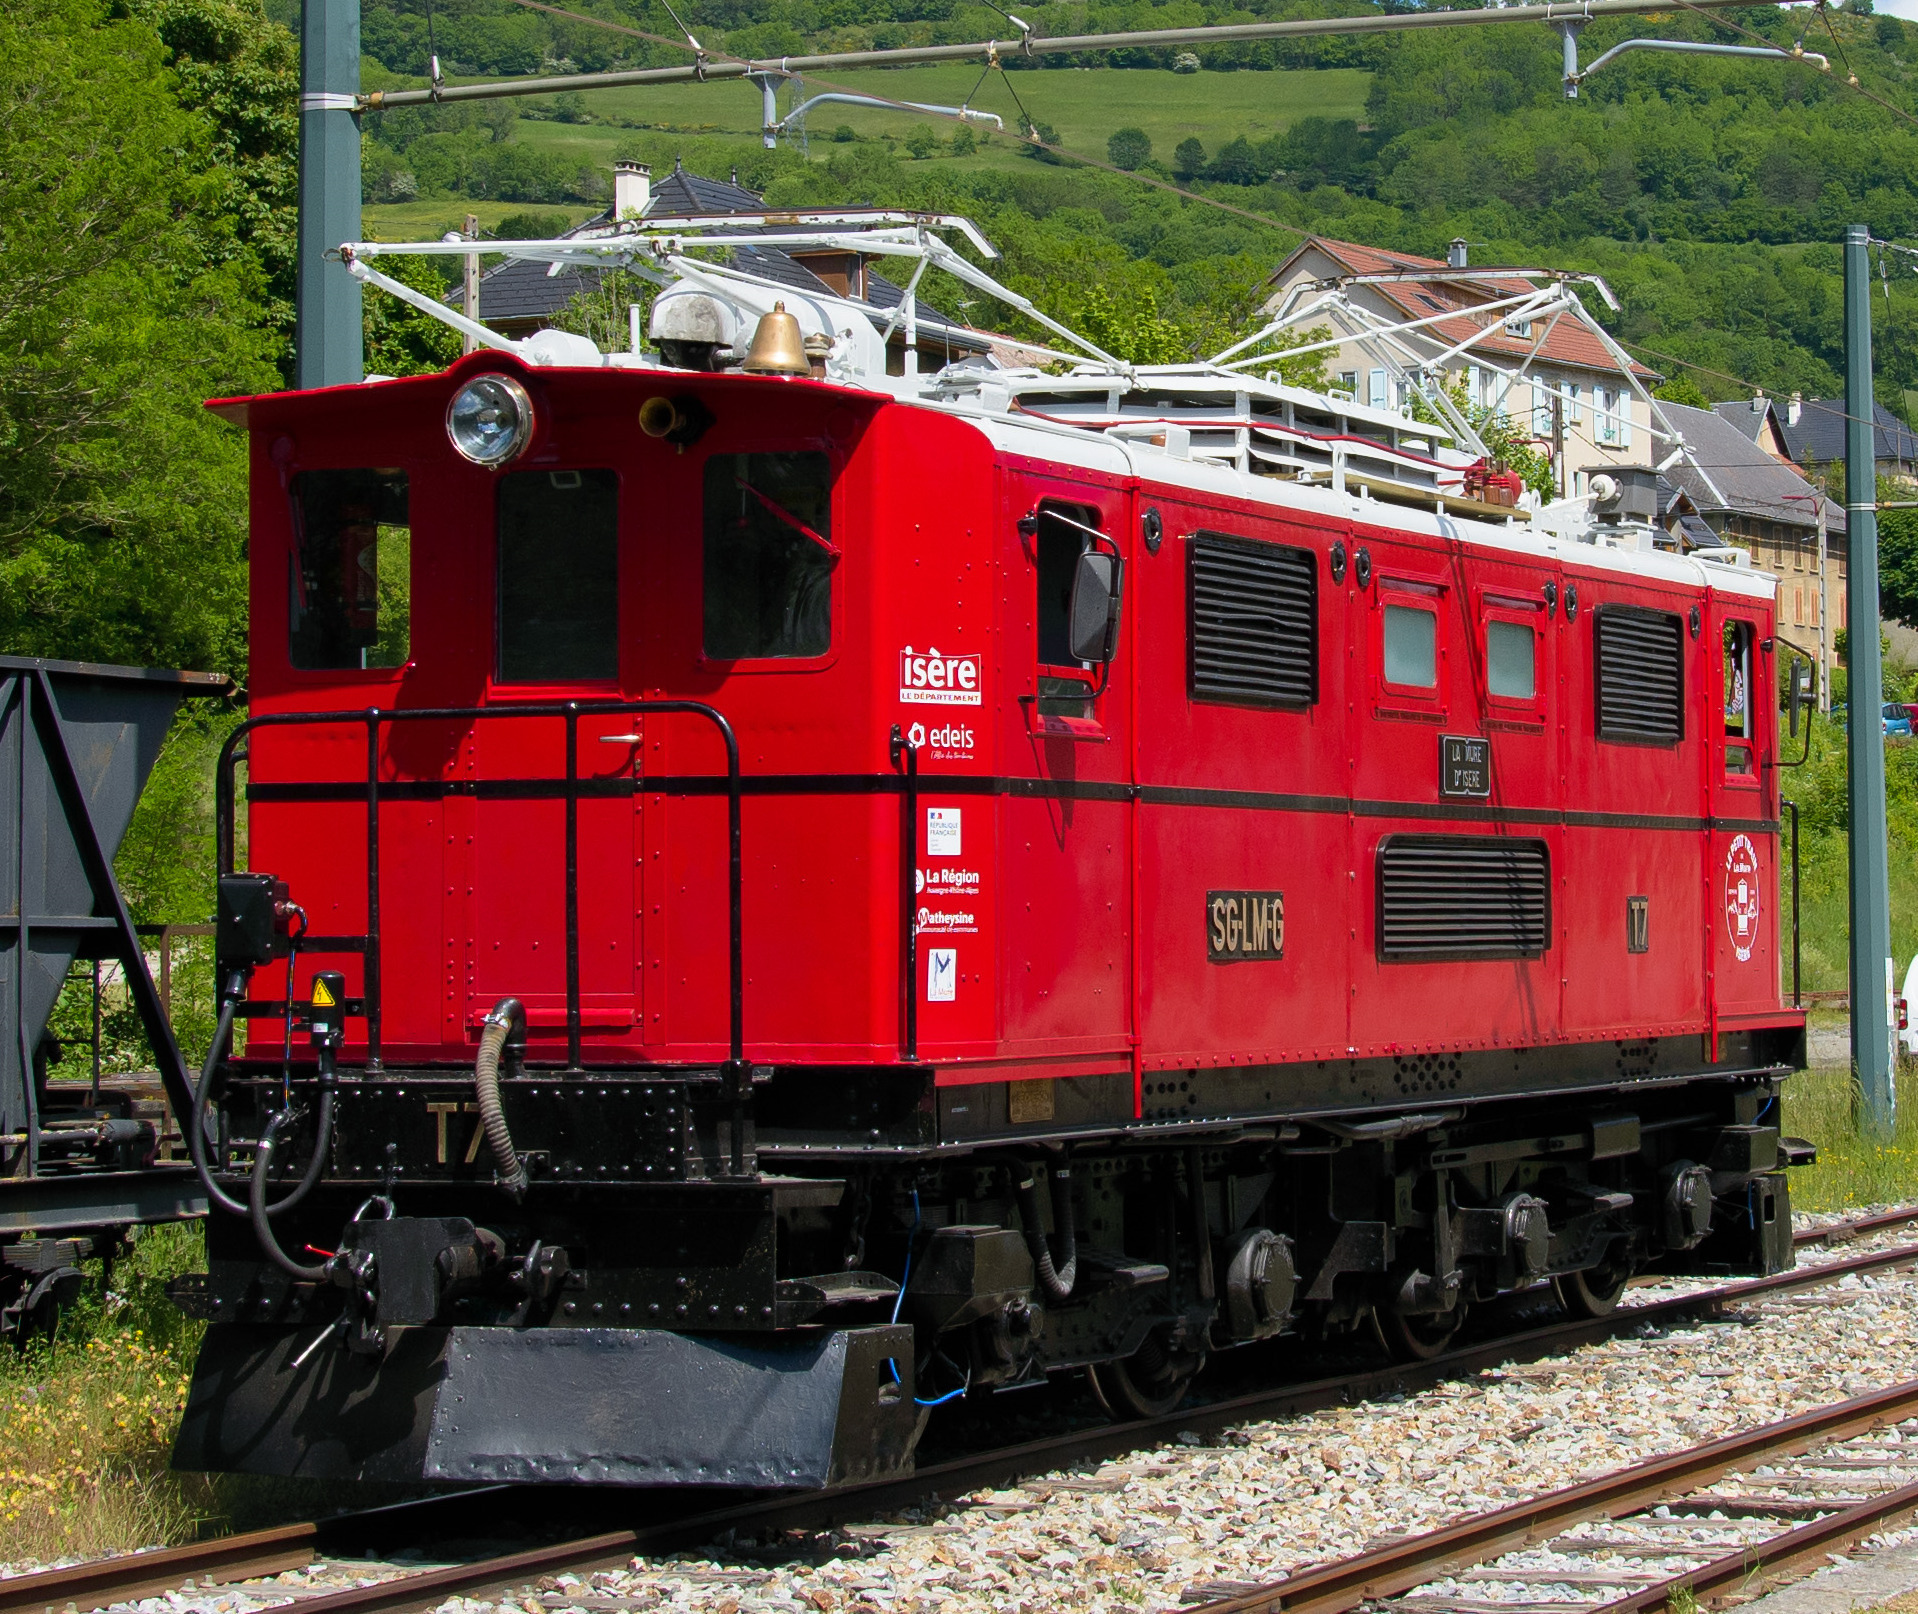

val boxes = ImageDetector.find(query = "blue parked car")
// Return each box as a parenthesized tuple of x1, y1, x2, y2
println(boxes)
(1834, 703, 1914, 736)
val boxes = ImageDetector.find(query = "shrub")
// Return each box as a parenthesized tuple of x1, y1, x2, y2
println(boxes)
(1107, 126, 1151, 170)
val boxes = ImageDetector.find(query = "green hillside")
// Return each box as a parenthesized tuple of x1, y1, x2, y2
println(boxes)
(355, 0, 1918, 411)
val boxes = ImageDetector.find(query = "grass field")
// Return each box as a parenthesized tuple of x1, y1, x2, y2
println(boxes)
(533, 63, 1373, 159)
(361, 62, 1372, 242)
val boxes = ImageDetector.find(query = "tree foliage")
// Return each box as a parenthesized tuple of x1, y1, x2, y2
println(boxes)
(0, 0, 277, 677)
(363, 252, 466, 377)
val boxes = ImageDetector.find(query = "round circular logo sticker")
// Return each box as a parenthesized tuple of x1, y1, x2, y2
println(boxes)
(1724, 833, 1761, 963)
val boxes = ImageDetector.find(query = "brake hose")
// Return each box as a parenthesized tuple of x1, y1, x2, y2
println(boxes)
(248, 1092, 337, 1281)
(188, 976, 249, 1216)
(191, 913, 319, 1219)
(475, 998, 528, 1199)
(1013, 1160, 1078, 1301)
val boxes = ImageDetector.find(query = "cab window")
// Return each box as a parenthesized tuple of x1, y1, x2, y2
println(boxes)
(288, 469, 410, 671)
(1034, 502, 1100, 716)
(1383, 602, 1438, 689)
(703, 453, 834, 660)
(497, 468, 619, 683)
(1486, 619, 1536, 701)
(1723, 618, 1754, 775)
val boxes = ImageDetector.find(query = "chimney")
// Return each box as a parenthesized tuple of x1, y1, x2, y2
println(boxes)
(1752, 390, 1765, 414)
(1789, 390, 1803, 427)
(1447, 238, 1468, 269)
(613, 160, 651, 220)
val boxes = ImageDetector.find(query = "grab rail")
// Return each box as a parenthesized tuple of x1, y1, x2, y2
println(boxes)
(216, 701, 742, 1078)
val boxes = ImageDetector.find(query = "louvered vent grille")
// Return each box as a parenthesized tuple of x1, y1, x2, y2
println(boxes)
(1378, 836, 1551, 961)
(1189, 533, 1318, 708)
(1595, 607, 1684, 744)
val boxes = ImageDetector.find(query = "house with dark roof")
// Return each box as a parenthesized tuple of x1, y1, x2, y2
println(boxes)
(461, 159, 990, 371)
(1264, 236, 1660, 495)
(1659, 401, 1847, 646)
(1775, 394, 1918, 483)
(1711, 396, 1796, 466)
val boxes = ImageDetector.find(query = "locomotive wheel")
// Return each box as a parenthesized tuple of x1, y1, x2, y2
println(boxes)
(1088, 1334, 1204, 1420)
(1373, 1298, 1468, 1362)
(1556, 1258, 1632, 1319)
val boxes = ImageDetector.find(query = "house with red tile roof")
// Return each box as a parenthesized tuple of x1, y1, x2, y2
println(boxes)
(1265, 235, 1661, 497)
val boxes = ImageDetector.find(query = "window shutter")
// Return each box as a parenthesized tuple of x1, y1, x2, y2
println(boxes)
(1377, 835, 1551, 961)
(1594, 605, 1685, 745)
(1188, 533, 1318, 708)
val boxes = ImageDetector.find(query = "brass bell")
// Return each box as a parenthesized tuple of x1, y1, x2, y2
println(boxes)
(742, 301, 810, 376)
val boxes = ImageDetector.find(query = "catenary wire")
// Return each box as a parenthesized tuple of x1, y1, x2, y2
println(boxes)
(498, 0, 1315, 240)
(1663, 0, 1918, 133)
(461, 0, 1916, 404)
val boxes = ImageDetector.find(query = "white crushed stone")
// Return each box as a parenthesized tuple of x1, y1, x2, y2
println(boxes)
(15, 1203, 1918, 1614)
(452, 1205, 1918, 1614)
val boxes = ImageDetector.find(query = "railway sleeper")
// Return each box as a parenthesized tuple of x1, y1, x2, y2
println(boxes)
(170, 1066, 1803, 1489)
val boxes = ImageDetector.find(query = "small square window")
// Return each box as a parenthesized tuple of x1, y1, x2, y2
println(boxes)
(1487, 619, 1535, 700)
(498, 468, 619, 683)
(289, 468, 410, 672)
(703, 452, 834, 660)
(1384, 603, 1437, 689)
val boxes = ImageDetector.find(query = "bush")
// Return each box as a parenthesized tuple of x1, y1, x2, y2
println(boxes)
(1021, 121, 1063, 163)
(495, 209, 573, 240)
(1207, 134, 1267, 186)
(950, 124, 976, 156)
(904, 124, 939, 159)
(1107, 126, 1151, 170)
(1172, 50, 1199, 72)
(832, 123, 856, 142)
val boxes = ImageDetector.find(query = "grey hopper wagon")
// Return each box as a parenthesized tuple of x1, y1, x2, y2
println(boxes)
(0, 657, 229, 1339)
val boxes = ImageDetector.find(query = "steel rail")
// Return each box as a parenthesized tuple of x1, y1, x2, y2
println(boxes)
(1795, 1204, 1918, 1244)
(1600, 1473, 1918, 1612)
(15, 1229, 1918, 1614)
(363, 0, 1768, 107)
(1192, 1376, 1918, 1614)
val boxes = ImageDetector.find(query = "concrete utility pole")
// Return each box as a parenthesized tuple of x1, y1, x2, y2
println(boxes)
(1844, 223, 1895, 1126)
(296, 0, 363, 389)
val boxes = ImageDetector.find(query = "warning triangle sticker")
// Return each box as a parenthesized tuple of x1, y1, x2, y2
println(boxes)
(311, 977, 337, 1009)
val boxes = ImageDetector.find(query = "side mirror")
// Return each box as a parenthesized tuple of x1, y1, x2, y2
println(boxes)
(1067, 550, 1124, 665)
(1789, 660, 1814, 739)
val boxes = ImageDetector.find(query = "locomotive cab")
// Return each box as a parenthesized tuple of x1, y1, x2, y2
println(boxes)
(174, 218, 1807, 1490)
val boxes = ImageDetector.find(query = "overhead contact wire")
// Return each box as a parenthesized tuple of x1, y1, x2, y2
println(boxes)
(497, 0, 1312, 242)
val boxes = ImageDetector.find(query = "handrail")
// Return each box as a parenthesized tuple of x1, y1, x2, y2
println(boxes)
(1781, 797, 1801, 1009)
(216, 700, 743, 1076)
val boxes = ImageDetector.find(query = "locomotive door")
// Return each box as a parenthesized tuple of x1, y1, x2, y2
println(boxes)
(996, 471, 1133, 1062)
(1706, 593, 1777, 1035)
(464, 709, 640, 1052)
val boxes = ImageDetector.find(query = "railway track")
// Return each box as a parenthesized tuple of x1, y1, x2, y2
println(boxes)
(10, 1212, 1918, 1614)
(1187, 1373, 1918, 1614)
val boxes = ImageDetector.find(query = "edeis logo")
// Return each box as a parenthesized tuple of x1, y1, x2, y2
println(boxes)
(900, 646, 982, 706)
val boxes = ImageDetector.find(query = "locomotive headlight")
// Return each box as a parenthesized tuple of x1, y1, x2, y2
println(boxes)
(446, 374, 533, 466)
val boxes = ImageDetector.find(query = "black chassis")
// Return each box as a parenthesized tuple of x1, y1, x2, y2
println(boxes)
(184, 1028, 1799, 1362)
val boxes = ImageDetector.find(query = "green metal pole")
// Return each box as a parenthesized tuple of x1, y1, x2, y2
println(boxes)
(1845, 222, 1895, 1126)
(296, 0, 363, 390)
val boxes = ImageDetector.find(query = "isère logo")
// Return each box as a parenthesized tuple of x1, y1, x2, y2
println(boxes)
(900, 645, 982, 706)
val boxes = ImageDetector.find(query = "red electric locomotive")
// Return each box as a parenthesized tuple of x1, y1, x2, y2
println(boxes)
(173, 217, 1806, 1489)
